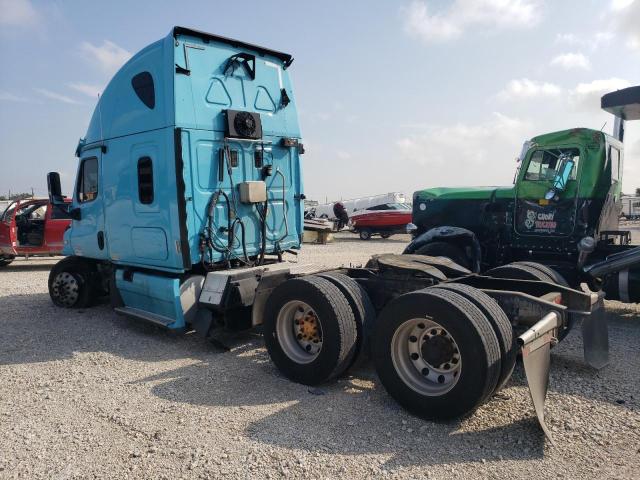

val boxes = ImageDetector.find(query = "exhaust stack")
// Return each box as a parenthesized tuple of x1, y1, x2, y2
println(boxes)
(601, 85, 640, 142)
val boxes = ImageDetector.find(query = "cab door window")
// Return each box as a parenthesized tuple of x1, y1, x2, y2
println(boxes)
(524, 148, 579, 181)
(77, 157, 99, 203)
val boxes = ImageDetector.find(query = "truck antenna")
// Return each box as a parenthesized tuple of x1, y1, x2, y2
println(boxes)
(601, 121, 607, 131)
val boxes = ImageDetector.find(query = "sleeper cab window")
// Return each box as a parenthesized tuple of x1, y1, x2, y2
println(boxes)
(137, 156, 154, 204)
(131, 72, 155, 109)
(77, 157, 98, 203)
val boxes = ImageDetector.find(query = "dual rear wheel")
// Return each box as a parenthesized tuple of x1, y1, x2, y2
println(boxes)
(263, 275, 374, 385)
(263, 274, 514, 420)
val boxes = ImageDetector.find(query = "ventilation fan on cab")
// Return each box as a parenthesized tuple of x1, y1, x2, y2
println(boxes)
(224, 110, 262, 140)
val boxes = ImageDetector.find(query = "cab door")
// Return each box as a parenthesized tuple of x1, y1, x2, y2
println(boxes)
(515, 146, 581, 236)
(0, 201, 18, 255)
(68, 153, 108, 259)
(44, 201, 71, 253)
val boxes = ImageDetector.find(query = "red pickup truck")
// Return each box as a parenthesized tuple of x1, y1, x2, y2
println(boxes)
(0, 198, 71, 267)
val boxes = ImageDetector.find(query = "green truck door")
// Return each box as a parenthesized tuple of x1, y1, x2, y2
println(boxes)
(515, 146, 581, 237)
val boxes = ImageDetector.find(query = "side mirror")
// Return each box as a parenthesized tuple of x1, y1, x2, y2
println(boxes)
(47, 172, 65, 205)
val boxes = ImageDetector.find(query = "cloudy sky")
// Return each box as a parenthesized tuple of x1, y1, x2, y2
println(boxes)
(0, 0, 639, 202)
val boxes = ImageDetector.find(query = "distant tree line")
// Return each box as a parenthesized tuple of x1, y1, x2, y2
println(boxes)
(0, 192, 34, 201)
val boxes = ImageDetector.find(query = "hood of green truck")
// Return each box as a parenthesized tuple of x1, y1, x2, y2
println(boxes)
(414, 186, 515, 201)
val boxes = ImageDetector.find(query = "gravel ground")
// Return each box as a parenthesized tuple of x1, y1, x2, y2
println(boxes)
(1, 232, 639, 479)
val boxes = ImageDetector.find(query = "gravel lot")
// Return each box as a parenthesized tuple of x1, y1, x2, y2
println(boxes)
(1, 232, 639, 479)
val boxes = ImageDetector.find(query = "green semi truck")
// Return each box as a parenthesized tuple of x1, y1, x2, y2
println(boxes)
(405, 86, 640, 301)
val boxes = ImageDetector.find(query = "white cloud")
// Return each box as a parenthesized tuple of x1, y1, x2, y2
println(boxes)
(497, 78, 562, 101)
(612, 0, 640, 50)
(555, 31, 614, 50)
(402, 0, 542, 43)
(402, 1, 461, 42)
(68, 83, 103, 98)
(611, 0, 635, 10)
(569, 78, 632, 111)
(550, 52, 591, 70)
(0, 0, 39, 27)
(336, 151, 352, 160)
(81, 40, 132, 74)
(397, 112, 531, 167)
(0, 91, 31, 102)
(34, 88, 82, 105)
(555, 33, 579, 45)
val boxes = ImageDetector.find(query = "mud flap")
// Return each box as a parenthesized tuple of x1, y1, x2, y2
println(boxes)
(517, 312, 561, 444)
(581, 292, 609, 369)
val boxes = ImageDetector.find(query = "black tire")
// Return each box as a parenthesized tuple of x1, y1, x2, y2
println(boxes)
(414, 241, 471, 269)
(510, 262, 569, 287)
(372, 288, 501, 420)
(0, 256, 15, 267)
(485, 263, 574, 340)
(380, 233, 392, 239)
(359, 229, 372, 240)
(432, 283, 515, 392)
(48, 256, 96, 308)
(263, 276, 358, 385)
(317, 272, 376, 367)
(485, 263, 555, 282)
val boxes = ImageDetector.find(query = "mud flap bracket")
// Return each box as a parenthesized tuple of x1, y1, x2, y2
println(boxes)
(581, 292, 609, 369)
(517, 311, 561, 444)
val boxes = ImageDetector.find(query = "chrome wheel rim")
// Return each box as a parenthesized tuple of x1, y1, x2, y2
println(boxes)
(276, 300, 323, 364)
(51, 272, 80, 307)
(391, 317, 462, 396)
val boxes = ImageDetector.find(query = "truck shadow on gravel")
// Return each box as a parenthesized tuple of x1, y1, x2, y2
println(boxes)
(333, 236, 409, 244)
(1, 262, 57, 272)
(139, 345, 549, 465)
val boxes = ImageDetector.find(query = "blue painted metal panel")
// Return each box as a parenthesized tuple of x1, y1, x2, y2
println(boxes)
(173, 30, 303, 266)
(66, 149, 108, 260)
(100, 128, 184, 271)
(115, 269, 185, 329)
(68, 27, 303, 272)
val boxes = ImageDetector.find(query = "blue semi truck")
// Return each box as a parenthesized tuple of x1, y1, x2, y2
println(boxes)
(46, 27, 610, 437)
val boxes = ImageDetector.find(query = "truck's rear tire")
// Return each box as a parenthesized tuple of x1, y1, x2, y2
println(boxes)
(414, 241, 471, 270)
(432, 283, 515, 393)
(485, 262, 574, 340)
(485, 263, 555, 282)
(48, 256, 96, 308)
(317, 272, 376, 367)
(263, 276, 358, 385)
(510, 261, 569, 287)
(372, 288, 501, 420)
